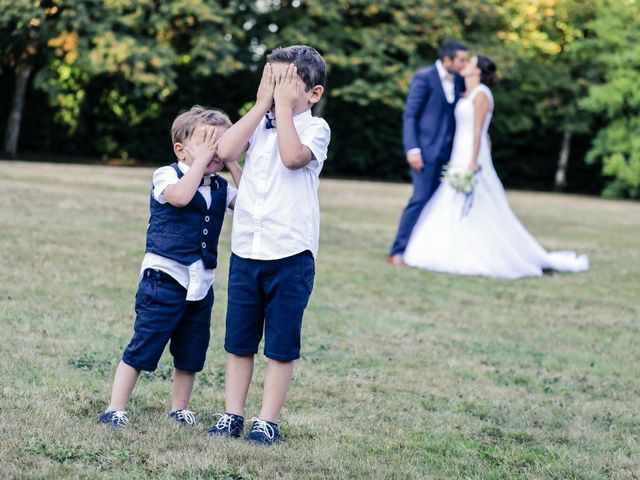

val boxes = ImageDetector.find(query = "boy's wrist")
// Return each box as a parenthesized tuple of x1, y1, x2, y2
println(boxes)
(274, 103, 295, 117)
(254, 101, 272, 115)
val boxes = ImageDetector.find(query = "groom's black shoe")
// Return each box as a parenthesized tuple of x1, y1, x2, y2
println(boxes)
(387, 254, 407, 267)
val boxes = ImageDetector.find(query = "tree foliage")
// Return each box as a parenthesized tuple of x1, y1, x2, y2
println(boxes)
(577, 0, 640, 198)
(0, 0, 636, 197)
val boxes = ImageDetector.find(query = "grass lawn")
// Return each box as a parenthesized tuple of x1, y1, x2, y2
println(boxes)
(1, 161, 639, 479)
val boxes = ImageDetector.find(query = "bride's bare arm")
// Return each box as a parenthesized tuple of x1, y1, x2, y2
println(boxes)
(471, 92, 491, 171)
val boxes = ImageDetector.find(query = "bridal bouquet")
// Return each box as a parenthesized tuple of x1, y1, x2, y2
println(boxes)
(442, 164, 480, 217)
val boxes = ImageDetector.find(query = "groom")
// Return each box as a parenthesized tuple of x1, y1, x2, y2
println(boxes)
(388, 40, 468, 266)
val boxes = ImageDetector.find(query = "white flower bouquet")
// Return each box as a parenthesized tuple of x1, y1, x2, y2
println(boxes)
(442, 164, 480, 217)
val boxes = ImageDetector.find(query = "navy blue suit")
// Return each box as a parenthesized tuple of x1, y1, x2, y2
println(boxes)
(390, 64, 465, 256)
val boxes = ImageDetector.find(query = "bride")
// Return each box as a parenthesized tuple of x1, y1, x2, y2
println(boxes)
(402, 55, 588, 279)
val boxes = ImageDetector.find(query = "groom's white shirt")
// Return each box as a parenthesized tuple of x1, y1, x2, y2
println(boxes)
(436, 59, 455, 103)
(407, 60, 455, 156)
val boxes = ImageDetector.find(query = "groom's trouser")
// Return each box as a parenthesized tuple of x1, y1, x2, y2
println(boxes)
(389, 159, 446, 256)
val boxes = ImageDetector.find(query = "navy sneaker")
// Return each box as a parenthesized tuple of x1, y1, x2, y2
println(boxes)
(97, 410, 128, 428)
(169, 409, 197, 426)
(245, 417, 279, 445)
(206, 413, 244, 438)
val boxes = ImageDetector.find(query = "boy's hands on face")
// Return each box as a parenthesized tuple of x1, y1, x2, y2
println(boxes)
(274, 64, 300, 112)
(256, 63, 276, 112)
(185, 125, 219, 170)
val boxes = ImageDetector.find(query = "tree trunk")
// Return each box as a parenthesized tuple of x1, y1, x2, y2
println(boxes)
(554, 129, 572, 191)
(3, 59, 33, 157)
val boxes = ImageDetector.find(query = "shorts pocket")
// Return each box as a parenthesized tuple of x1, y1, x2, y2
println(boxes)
(135, 275, 157, 307)
(301, 254, 315, 293)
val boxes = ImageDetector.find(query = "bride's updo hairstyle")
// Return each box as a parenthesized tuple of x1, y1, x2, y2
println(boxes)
(477, 55, 498, 87)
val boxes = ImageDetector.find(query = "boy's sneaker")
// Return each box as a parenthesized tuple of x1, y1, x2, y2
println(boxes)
(97, 410, 128, 428)
(245, 417, 279, 445)
(206, 413, 244, 438)
(169, 409, 197, 426)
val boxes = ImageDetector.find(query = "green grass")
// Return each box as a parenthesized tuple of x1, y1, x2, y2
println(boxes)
(1, 161, 639, 479)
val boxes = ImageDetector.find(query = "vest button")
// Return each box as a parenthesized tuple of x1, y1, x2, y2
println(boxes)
(201, 242, 207, 248)
(203, 228, 208, 235)
(204, 216, 210, 222)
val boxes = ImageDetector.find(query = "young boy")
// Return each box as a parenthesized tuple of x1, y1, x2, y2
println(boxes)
(207, 46, 331, 445)
(98, 106, 242, 428)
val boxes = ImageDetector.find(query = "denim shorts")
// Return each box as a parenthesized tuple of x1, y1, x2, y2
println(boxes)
(122, 269, 214, 372)
(224, 251, 315, 361)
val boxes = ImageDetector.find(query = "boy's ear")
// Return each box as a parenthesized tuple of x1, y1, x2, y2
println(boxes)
(174, 142, 186, 161)
(308, 85, 324, 106)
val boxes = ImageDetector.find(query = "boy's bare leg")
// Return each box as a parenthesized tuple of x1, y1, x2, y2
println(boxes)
(107, 361, 140, 411)
(225, 354, 255, 416)
(171, 368, 196, 411)
(259, 359, 294, 424)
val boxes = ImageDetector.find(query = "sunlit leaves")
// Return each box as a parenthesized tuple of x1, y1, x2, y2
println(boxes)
(578, 0, 640, 197)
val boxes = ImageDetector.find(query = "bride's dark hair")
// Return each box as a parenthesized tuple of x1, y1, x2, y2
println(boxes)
(477, 55, 498, 87)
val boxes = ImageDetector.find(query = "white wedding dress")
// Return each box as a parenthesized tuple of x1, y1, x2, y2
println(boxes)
(403, 84, 588, 279)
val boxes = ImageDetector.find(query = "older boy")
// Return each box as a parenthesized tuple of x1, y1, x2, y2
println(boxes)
(208, 46, 330, 444)
(98, 106, 241, 428)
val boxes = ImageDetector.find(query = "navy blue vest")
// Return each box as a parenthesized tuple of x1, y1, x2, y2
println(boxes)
(145, 163, 227, 269)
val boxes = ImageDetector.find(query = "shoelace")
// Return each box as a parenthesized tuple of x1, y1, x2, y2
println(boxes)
(213, 413, 235, 431)
(174, 409, 196, 425)
(111, 411, 128, 426)
(249, 417, 275, 440)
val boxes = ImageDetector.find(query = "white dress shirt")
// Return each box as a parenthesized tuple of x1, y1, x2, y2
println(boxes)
(436, 59, 455, 103)
(140, 161, 237, 301)
(232, 109, 331, 260)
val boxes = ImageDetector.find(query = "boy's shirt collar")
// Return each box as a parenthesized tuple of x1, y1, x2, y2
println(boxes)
(177, 161, 190, 174)
(266, 109, 313, 130)
(177, 161, 215, 185)
(293, 109, 312, 126)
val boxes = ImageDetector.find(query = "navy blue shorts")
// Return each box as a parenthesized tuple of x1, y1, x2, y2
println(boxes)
(224, 251, 315, 361)
(122, 269, 214, 372)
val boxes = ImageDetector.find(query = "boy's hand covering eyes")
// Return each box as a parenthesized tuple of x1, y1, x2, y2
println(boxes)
(274, 64, 300, 111)
(185, 125, 219, 166)
(256, 63, 276, 111)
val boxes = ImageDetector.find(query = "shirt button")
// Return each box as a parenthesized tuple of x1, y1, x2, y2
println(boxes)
(201, 242, 207, 248)
(203, 228, 208, 235)
(204, 216, 210, 222)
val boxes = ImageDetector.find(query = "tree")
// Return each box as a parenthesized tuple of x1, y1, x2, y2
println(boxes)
(465, 0, 598, 191)
(2, 0, 252, 159)
(0, 0, 61, 156)
(578, 0, 640, 198)
(1, 0, 636, 198)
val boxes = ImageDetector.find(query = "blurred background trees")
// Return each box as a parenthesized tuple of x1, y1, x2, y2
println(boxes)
(1, 0, 638, 198)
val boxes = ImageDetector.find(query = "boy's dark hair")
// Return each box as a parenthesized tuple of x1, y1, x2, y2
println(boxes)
(438, 39, 467, 61)
(267, 45, 326, 90)
(477, 55, 498, 88)
(171, 105, 232, 144)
